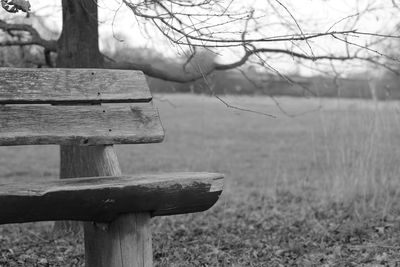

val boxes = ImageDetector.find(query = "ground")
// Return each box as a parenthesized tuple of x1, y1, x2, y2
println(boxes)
(0, 94, 400, 266)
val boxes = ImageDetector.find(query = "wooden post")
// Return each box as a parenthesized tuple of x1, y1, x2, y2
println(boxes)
(59, 145, 152, 266)
(84, 213, 152, 267)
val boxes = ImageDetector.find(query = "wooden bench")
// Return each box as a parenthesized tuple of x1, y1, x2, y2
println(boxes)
(0, 68, 224, 267)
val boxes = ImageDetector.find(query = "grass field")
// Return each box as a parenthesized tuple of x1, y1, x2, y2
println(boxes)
(1, 94, 400, 266)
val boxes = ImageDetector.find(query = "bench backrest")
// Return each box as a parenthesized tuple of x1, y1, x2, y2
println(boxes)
(0, 68, 164, 146)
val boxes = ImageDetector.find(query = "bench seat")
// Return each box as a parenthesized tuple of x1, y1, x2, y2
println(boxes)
(0, 172, 223, 224)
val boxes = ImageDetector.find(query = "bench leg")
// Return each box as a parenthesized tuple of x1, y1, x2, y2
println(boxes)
(56, 145, 122, 233)
(59, 145, 152, 266)
(84, 213, 153, 267)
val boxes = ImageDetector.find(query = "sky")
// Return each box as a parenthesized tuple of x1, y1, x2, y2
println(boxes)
(3, 0, 398, 76)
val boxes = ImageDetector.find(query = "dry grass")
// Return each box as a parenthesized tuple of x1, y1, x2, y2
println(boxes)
(1, 94, 400, 266)
(307, 100, 400, 214)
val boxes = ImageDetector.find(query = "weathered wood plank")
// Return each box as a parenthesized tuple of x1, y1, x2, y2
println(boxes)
(0, 172, 224, 224)
(0, 68, 151, 104)
(0, 103, 164, 145)
(55, 145, 124, 233)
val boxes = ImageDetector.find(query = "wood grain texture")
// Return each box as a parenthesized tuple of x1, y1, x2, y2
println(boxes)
(54, 145, 124, 233)
(60, 146, 123, 179)
(0, 103, 164, 146)
(0, 172, 224, 224)
(56, 144, 153, 266)
(0, 68, 152, 104)
(85, 213, 152, 267)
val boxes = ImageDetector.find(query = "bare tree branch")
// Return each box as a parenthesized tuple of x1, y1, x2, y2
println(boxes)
(107, 44, 387, 83)
(1, 0, 400, 86)
(0, 18, 56, 66)
(0, 19, 56, 51)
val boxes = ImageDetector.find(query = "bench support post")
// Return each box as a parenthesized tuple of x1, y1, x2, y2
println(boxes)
(56, 145, 123, 233)
(84, 213, 153, 267)
(59, 145, 153, 266)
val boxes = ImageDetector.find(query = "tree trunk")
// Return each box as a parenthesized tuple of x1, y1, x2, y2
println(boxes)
(56, 0, 103, 68)
(54, 0, 105, 233)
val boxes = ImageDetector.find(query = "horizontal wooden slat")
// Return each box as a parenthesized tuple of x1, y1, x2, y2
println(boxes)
(0, 172, 224, 224)
(0, 103, 164, 145)
(0, 68, 152, 104)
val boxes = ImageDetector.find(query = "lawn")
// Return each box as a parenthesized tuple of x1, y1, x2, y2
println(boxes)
(1, 94, 400, 266)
